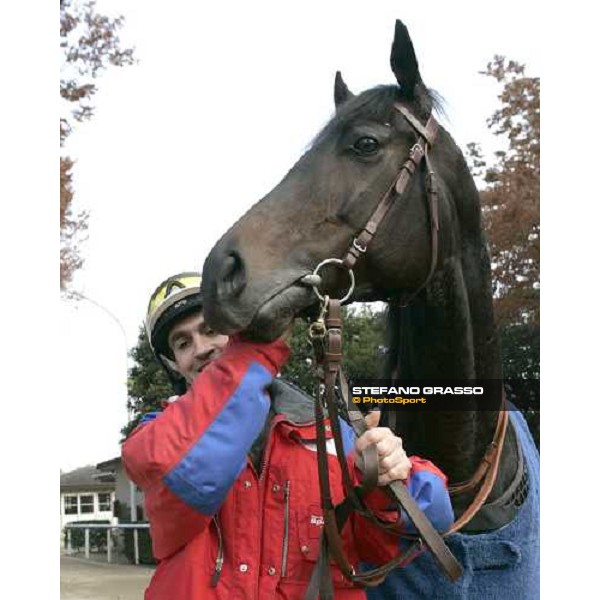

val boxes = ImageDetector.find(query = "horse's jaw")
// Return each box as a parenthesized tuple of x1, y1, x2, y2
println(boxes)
(242, 285, 317, 342)
(203, 281, 317, 342)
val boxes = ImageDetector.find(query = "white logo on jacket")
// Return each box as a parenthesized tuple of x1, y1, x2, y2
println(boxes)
(301, 439, 338, 456)
(310, 515, 324, 527)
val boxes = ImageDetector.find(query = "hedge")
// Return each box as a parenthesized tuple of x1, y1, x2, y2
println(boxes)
(65, 520, 111, 551)
(115, 500, 157, 565)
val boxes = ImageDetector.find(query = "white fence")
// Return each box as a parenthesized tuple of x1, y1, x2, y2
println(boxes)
(63, 522, 151, 565)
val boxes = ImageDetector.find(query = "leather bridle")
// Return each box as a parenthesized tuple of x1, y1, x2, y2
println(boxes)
(303, 103, 509, 599)
(342, 103, 440, 299)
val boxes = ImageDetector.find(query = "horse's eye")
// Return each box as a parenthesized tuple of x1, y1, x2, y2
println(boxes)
(352, 136, 380, 156)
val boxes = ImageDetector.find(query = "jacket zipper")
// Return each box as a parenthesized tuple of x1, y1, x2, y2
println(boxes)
(281, 480, 291, 577)
(210, 515, 224, 587)
(253, 417, 318, 597)
(254, 415, 282, 599)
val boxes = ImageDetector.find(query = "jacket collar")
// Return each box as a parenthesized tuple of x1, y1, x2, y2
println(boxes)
(269, 378, 316, 425)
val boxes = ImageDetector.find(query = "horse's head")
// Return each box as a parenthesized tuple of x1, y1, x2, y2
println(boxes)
(202, 20, 478, 340)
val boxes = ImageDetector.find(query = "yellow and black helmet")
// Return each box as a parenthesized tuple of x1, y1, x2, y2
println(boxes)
(146, 272, 203, 360)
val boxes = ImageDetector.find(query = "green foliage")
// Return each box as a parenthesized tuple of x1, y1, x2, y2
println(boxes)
(121, 326, 173, 440)
(339, 305, 387, 380)
(123, 527, 156, 565)
(500, 322, 539, 448)
(500, 323, 539, 381)
(116, 501, 157, 565)
(281, 305, 386, 396)
(280, 319, 320, 396)
(65, 520, 111, 552)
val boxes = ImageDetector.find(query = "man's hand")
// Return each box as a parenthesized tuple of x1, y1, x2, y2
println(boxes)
(355, 411, 412, 486)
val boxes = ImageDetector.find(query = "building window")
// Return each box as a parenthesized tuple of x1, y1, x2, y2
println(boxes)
(80, 495, 95, 514)
(64, 495, 78, 515)
(98, 493, 112, 512)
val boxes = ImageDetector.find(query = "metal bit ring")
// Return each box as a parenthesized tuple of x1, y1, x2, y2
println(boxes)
(311, 259, 355, 304)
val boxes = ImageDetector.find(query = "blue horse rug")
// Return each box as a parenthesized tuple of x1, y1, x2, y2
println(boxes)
(365, 407, 540, 599)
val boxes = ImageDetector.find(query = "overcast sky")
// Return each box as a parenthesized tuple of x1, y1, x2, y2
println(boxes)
(59, 0, 541, 471)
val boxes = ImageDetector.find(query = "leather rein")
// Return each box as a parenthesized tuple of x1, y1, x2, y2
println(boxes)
(303, 103, 509, 599)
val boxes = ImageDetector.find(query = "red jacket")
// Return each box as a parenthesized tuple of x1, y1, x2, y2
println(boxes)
(122, 337, 452, 600)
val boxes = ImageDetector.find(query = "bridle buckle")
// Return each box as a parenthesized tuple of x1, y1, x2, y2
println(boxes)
(409, 142, 425, 162)
(352, 238, 367, 254)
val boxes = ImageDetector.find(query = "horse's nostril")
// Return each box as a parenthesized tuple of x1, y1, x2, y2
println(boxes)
(218, 251, 246, 298)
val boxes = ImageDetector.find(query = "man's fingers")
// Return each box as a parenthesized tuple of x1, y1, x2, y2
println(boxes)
(380, 447, 410, 473)
(355, 427, 395, 453)
(355, 426, 411, 485)
(375, 435, 402, 459)
(364, 410, 381, 429)
(378, 455, 412, 484)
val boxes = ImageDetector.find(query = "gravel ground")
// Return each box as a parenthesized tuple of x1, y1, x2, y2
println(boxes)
(61, 555, 154, 600)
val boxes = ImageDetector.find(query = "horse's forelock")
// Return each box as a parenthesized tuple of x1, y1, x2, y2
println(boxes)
(311, 84, 446, 149)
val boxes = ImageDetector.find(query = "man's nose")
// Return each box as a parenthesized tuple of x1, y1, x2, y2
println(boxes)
(192, 335, 215, 360)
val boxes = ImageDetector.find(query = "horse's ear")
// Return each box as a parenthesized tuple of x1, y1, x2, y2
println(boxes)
(334, 71, 354, 109)
(390, 20, 423, 99)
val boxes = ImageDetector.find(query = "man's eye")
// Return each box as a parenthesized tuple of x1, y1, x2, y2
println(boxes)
(174, 339, 189, 351)
(352, 136, 380, 156)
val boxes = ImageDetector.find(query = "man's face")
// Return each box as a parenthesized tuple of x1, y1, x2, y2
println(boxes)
(168, 311, 229, 384)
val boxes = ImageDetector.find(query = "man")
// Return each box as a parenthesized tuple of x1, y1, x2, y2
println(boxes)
(122, 271, 453, 599)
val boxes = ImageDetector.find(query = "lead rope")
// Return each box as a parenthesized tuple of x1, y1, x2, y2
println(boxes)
(305, 298, 416, 600)
(302, 104, 488, 597)
(304, 293, 463, 600)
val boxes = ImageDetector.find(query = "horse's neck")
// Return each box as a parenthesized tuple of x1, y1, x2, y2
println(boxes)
(384, 141, 520, 520)
(388, 255, 506, 485)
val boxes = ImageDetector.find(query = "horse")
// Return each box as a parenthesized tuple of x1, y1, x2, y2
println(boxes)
(201, 19, 539, 600)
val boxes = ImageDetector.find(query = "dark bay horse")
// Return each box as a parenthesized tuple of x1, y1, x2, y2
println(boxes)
(202, 20, 539, 599)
